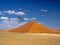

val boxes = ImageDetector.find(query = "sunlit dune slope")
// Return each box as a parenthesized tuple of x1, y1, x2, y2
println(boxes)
(8, 20, 58, 33)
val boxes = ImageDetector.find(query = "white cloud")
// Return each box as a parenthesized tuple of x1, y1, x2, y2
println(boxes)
(0, 16, 9, 20)
(41, 9, 48, 12)
(31, 18, 36, 20)
(39, 22, 43, 24)
(24, 18, 29, 20)
(15, 12, 25, 15)
(3, 10, 25, 15)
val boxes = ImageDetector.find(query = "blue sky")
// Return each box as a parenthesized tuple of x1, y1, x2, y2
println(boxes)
(0, 0, 60, 30)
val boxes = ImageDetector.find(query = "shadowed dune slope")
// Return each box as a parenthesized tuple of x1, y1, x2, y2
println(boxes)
(8, 20, 59, 33)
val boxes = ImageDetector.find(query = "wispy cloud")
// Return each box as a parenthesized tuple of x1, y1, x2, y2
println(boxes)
(19, 22, 27, 26)
(41, 9, 48, 12)
(24, 17, 37, 21)
(31, 18, 36, 20)
(10, 18, 18, 21)
(24, 18, 29, 20)
(39, 22, 43, 24)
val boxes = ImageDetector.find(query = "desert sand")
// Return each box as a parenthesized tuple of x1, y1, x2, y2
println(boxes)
(0, 32, 60, 45)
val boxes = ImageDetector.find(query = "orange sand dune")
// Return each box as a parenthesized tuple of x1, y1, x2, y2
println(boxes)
(8, 20, 59, 33)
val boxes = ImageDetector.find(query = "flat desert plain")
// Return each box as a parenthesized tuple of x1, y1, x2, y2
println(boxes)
(0, 32, 60, 45)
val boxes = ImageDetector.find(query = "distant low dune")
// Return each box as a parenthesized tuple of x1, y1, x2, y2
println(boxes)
(0, 32, 60, 45)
